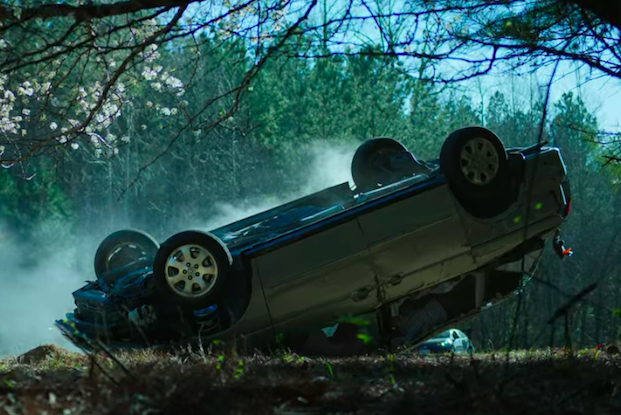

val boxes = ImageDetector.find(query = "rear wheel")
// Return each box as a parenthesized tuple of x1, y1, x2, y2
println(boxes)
(440, 127, 516, 218)
(352, 138, 425, 192)
(152, 230, 232, 309)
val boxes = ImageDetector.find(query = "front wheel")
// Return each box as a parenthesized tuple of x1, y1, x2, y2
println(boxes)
(440, 126, 516, 218)
(94, 229, 159, 280)
(152, 230, 232, 309)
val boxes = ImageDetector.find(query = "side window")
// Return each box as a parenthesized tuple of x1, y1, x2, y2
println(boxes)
(452, 331, 459, 340)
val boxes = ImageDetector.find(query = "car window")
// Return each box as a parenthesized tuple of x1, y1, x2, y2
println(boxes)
(451, 331, 459, 340)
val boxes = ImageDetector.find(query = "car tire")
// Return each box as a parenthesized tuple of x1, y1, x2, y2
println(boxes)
(94, 229, 159, 279)
(152, 230, 232, 309)
(351, 137, 412, 192)
(440, 126, 516, 218)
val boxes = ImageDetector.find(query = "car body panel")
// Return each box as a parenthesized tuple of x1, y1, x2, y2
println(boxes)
(257, 219, 379, 330)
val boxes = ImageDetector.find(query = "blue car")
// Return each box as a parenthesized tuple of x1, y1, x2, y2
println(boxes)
(56, 126, 572, 352)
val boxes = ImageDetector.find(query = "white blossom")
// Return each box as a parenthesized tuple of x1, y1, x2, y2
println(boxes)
(22, 109, 30, 116)
(40, 82, 52, 93)
(165, 76, 183, 89)
(50, 122, 58, 130)
(160, 107, 171, 116)
(70, 142, 79, 150)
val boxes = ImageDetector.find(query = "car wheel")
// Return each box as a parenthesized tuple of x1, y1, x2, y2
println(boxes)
(152, 230, 232, 309)
(351, 138, 416, 192)
(94, 229, 159, 279)
(467, 345, 474, 355)
(440, 126, 516, 218)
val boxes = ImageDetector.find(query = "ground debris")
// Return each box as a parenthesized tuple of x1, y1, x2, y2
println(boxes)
(0, 346, 620, 414)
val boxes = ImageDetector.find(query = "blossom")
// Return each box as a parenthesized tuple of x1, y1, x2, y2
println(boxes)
(164, 76, 183, 89)
(160, 107, 171, 116)
(70, 142, 79, 150)
(50, 122, 58, 130)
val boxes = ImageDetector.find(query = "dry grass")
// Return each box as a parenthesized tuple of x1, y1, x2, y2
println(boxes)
(1, 345, 620, 415)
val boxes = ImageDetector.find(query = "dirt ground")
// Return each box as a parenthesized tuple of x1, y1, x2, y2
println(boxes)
(1, 344, 620, 415)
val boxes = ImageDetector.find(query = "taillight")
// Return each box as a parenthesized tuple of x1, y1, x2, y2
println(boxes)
(563, 197, 572, 217)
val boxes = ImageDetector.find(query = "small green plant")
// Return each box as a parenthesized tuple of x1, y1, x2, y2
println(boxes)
(324, 360, 334, 378)
(385, 353, 396, 385)
(216, 354, 225, 370)
(338, 315, 371, 327)
(356, 333, 372, 344)
(234, 359, 244, 378)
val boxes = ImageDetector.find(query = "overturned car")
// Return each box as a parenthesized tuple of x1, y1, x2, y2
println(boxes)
(57, 126, 572, 352)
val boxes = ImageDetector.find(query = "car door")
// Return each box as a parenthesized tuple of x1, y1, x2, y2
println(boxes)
(255, 217, 379, 332)
(450, 330, 466, 352)
(357, 185, 475, 304)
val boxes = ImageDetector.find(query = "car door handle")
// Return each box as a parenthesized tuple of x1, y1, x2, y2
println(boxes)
(351, 286, 374, 302)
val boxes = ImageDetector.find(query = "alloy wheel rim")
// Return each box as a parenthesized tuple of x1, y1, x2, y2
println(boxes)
(164, 244, 218, 298)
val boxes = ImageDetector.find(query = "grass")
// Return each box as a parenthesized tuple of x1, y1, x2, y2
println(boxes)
(1, 345, 621, 414)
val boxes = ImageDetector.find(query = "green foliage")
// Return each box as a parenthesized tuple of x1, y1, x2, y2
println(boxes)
(324, 360, 334, 378)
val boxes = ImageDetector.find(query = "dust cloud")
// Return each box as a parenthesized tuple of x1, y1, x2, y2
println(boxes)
(0, 224, 83, 356)
(0, 139, 360, 357)
(197, 140, 358, 232)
